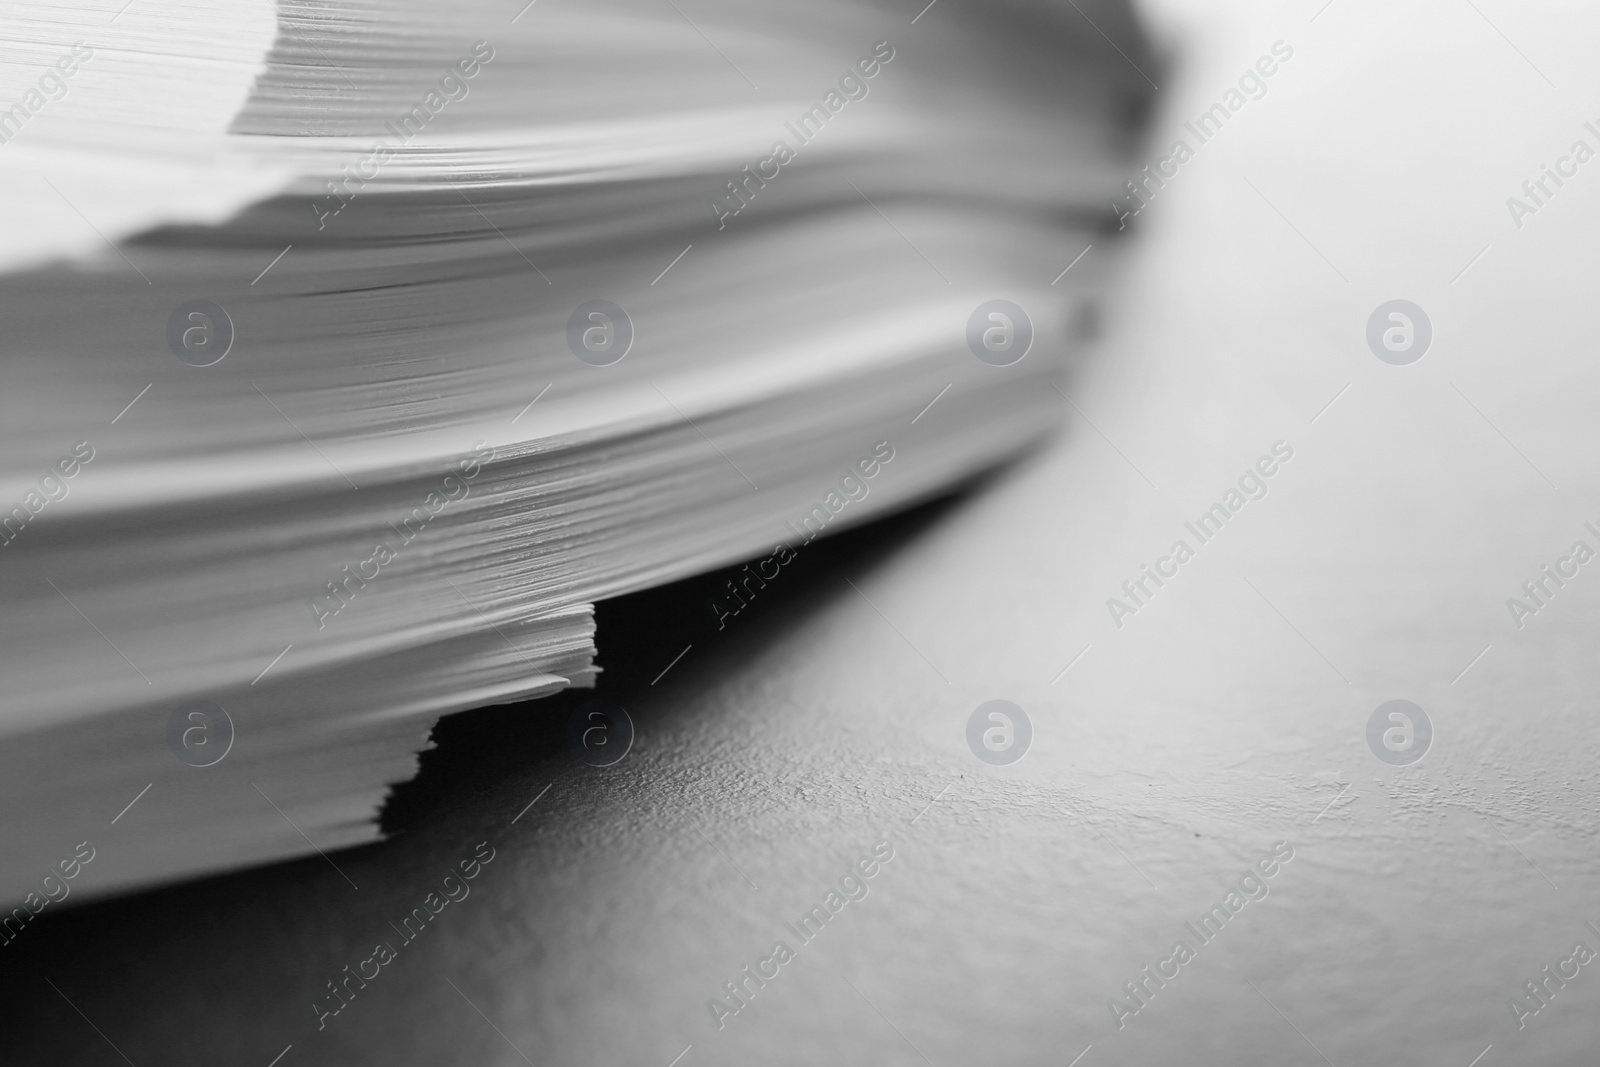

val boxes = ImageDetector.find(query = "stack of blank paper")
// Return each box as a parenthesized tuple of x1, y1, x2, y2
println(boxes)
(0, 0, 1156, 904)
